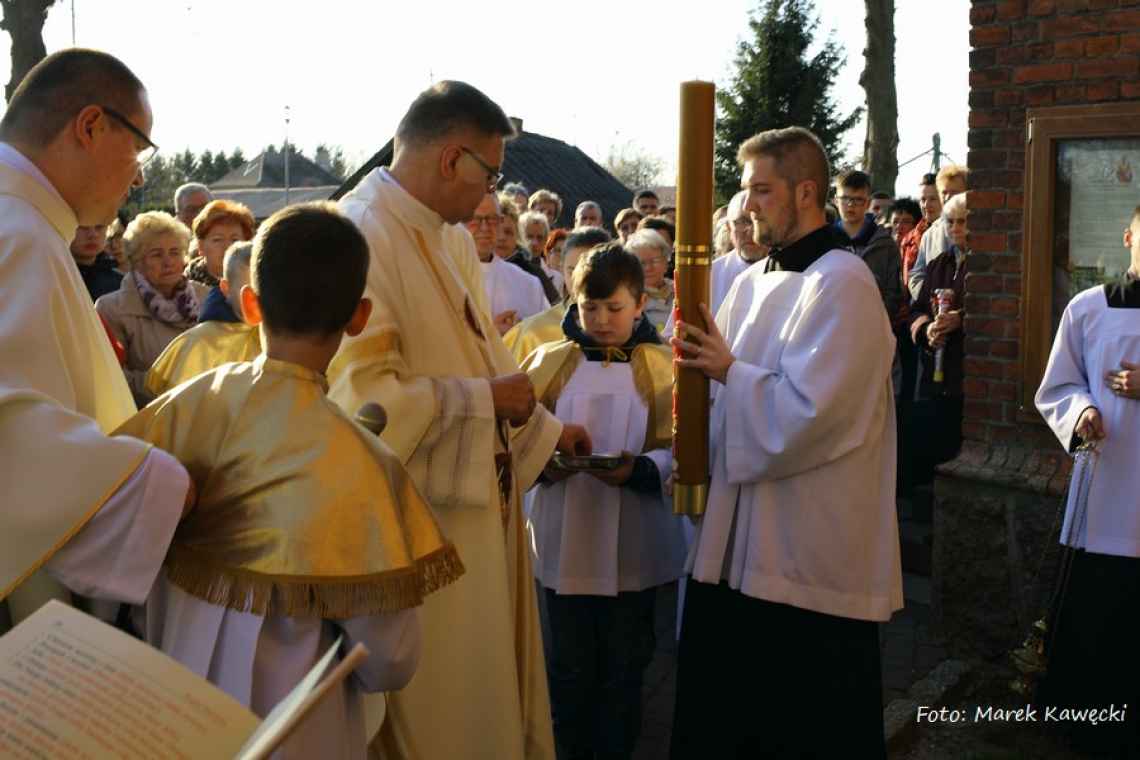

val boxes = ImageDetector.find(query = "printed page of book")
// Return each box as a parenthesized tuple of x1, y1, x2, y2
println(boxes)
(0, 600, 258, 759)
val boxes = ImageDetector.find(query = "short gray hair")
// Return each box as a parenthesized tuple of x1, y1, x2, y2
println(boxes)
(574, 200, 601, 220)
(518, 210, 550, 238)
(174, 182, 211, 212)
(223, 240, 253, 284)
(942, 192, 968, 220)
(626, 229, 669, 256)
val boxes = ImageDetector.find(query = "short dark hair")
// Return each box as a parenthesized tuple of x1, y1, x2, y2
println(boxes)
(572, 242, 645, 301)
(0, 48, 145, 147)
(835, 169, 872, 192)
(252, 202, 369, 336)
(395, 80, 515, 147)
(1132, 205, 1140, 225)
(738, 127, 830, 209)
(638, 215, 676, 242)
(920, 172, 938, 187)
(890, 197, 922, 221)
(633, 189, 659, 203)
(871, 191, 892, 200)
(564, 226, 611, 253)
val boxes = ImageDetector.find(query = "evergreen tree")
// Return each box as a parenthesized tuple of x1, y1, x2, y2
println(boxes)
(714, 0, 861, 200)
(229, 147, 246, 170)
(172, 149, 197, 184)
(194, 149, 215, 183)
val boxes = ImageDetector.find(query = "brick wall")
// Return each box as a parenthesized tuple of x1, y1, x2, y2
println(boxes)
(965, 0, 1140, 457)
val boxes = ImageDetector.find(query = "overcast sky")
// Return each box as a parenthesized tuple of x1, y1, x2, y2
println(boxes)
(0, 0, 969, 196)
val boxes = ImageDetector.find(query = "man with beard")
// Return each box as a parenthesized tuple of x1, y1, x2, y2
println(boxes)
(669, 126, 902, 759)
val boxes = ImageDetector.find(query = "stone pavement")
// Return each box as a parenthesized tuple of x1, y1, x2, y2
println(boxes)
(632, 572, 943, 759)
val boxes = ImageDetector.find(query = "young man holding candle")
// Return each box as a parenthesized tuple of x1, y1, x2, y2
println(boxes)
(670, 126, 902, 759)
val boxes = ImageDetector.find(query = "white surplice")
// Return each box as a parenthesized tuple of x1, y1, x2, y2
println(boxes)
(711, 249, 760, 317)
(687, 250, 903, 622)
(663, 249, 759, 338)
(0, 143, 185, 623)
(1035, 284, 1140, 557)
(332, 167, 562, 760)
(481, 254, 548, 323)
(140, 579, 420, 760)
(528, 361, 687, 596)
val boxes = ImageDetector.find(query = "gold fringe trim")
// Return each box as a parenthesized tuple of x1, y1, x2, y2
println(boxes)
(163, 542, 465, 619)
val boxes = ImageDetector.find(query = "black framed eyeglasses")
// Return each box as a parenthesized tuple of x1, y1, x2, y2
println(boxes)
(101, 104, 158, 167)
(460, 146, 503, 190)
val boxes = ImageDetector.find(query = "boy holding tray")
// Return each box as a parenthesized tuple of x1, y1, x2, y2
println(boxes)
(521, 242, 686, 759)
(116, 202, 463, 759)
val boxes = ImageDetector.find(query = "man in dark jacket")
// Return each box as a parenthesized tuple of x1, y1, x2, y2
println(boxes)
(833, 170, 905, 321)
(70, 223, 122, 302)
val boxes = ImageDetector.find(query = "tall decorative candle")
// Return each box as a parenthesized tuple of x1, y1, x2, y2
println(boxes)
(672, 80, 714, 517)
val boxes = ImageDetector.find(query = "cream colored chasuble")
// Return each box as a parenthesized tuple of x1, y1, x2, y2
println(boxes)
(332, 168, 562, 760)
(0, 155, 139, 621)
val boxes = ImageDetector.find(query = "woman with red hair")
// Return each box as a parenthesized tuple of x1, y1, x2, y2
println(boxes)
(543, 228, 569, 296)
(186, 199, 256, 322)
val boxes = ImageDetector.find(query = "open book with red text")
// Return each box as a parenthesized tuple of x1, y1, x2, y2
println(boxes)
(0, 600, 367, 759)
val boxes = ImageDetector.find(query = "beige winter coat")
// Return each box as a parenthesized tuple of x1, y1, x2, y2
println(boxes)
(95, 273, 208, 407)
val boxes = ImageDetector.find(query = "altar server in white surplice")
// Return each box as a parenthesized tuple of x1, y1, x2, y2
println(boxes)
(1034, 206, 1140, 757)
(670, 127, 901, 760)
(522, 243, 685, 759)
(711, 189, 770, 315)
(0, 49, 190, 628)
(466, 192, 548, 335)
(329, 81, 591, 760)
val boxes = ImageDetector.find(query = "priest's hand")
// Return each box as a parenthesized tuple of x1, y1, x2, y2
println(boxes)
(671, 303, 735, 385)
(590, 452, 635, 486)
(1075, 406, 1106, 442)
(493, 310, 519, 335)
(1104, 360, 1140, 400)
(557, 423, 592, 456)
(490, 372, 536, 425)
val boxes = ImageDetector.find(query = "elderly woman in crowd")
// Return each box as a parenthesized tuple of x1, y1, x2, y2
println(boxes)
(909, 192, 969, 478)
(627, 228, 674, 337)
(184, 199, 254, 286)
(95, 211, 209, 405)
(186, 200, 256, 322)
(496, 195, 524, 260)
(614, 208, 642, 243)
(528, 188, 562, 228)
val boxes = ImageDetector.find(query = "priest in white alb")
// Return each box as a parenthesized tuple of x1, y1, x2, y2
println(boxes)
(1034, 206, 1140, 756)
(710, 189, 769, 314)
(669, 127, 902, 759)
(329, 80, 591, 760)
(0, 49, 191, 628)
(466, 191, 548, 335)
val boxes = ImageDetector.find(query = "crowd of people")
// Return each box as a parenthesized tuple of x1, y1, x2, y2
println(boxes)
(2, 44, 1138, 760)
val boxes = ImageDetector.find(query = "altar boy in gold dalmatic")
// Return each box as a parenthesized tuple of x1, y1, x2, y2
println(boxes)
(116, 203, 463, 760)
(145, 241, 260, 396)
